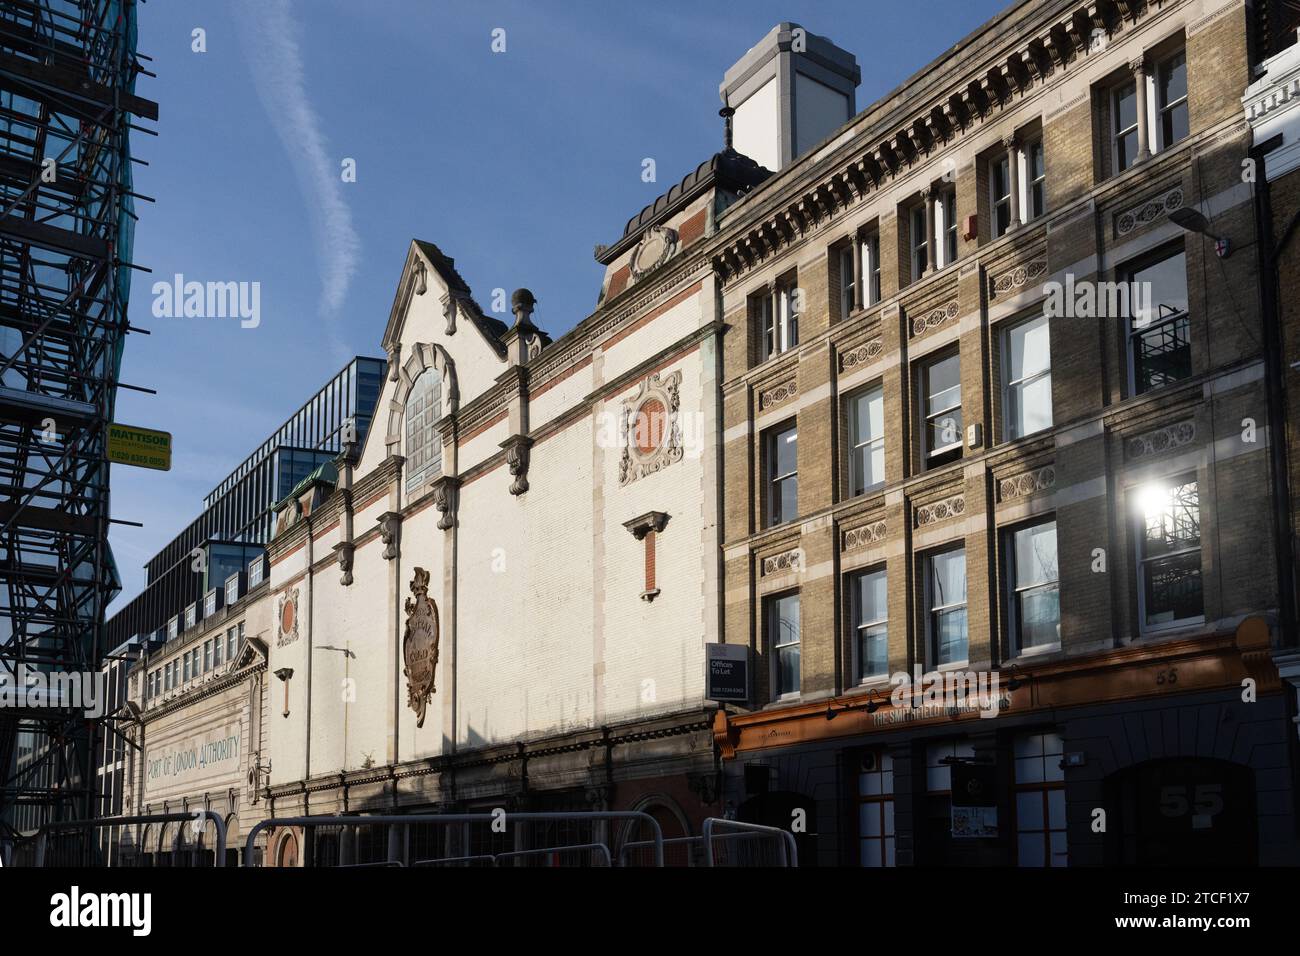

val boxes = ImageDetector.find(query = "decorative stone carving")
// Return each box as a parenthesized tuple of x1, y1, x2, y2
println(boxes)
(620, 370, 684, 486)
(998, 465, 1056, 502)
(385, 259, 427, 381)
(502, 435, 533, 495)
(378, 511, 402, 560)
(910, 299, 960, 337)
(431, 476, 460, 531)
(990, 259, 1048, 296)
(1115, 186, 1184, 237)
(629, 225, 679, 281)
(402, 567, 440, 729)
(761, 548, 801, 576)
(839, 338, 884, 371)
(441, 291, 457, 335)
(687, 772, 719, 806)
(276, 589, 300, 647)
(915, 494, 966, 527)
(334, 541, 355, 586)
(843, 520, 888, 551)
(759, 379, 797, 410)
(1127, 420, 1196, 460)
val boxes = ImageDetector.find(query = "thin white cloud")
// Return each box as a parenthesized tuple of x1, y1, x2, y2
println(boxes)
(236, 0, 358, 354)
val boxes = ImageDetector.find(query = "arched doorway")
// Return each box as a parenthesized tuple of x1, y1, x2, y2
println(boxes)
(1105, 758, 1258, 865)
(736, 790, 815, 866)
(622, 797, 691, 866)
(275, 829, 300, 868)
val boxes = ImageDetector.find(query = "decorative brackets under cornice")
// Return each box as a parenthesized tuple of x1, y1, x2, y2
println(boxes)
(378, 511, 402, 560)
(333, 541, 355, 586)
(431, 475, 461, 531)
(501, 435, 533, 496)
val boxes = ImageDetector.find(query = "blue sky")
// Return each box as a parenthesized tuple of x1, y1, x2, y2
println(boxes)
(107, 0, 1010, 609)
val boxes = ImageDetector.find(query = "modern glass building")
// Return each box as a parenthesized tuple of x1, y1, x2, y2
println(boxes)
(104, 357, 385, 648)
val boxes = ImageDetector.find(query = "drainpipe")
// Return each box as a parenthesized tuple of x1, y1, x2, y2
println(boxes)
(1250, 143, 1298, 648)
(304, 510, 314, 786)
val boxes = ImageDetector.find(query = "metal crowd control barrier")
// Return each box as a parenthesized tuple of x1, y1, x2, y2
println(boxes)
(411, 854, 497, 867)
(618, 822, 798, 867)
(31, 811, 228, 868)
(619, 827, 781, 867)
(244, 812, 664, 868)
(702, 818, 798, 867)
(497, 842, 613, 867)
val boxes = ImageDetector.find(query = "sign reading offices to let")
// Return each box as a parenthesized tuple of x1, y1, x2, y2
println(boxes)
(706, 643, 750, 703)
(107, 422, 172, 471)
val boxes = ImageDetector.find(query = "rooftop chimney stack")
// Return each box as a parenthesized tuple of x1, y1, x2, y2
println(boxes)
(720, 22, 861, 173)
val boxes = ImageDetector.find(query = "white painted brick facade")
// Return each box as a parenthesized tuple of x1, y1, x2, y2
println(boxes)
(265, 241, 720, 790)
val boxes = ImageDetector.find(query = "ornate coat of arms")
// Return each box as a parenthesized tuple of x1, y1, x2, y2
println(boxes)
(276, 589, 299, 647)
(402, 567, 440, 727)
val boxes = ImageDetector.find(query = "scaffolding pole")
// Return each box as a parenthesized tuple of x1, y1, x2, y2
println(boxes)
(0, 0, 156, 861)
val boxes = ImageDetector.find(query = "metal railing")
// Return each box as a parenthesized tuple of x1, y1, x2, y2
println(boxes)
(702, 818, 798, 867)
(618, 821, 797, 867)
(244, 811, 664, 868)
(29, 811, 227, 867)
(10, 811, 797, 868)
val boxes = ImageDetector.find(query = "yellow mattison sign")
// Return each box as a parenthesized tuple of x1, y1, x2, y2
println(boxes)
(107, 423, 172, 471)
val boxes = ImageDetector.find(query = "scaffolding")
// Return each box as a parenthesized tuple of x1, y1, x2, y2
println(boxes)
(0, 0, 155, 853)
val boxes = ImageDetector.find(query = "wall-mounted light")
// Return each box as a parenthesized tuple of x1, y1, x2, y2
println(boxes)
(1004, 664, 1031, 692)
(825, 689, 884, 721)
(1169, 207, 1231, 258)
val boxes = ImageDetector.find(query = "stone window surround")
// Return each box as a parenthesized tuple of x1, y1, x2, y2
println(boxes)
(919, 543, 971, 671)
(1000, 514, 1063, 658)
(383, 340, 460, 472)
(847, 563, 890, 685)
(1121, 239, 1192, 399)
(1099, 33, 1188, 178)
(750, 268, 802, 365)
(998, 309, 1055, 444)
(832, 223, 884, 323)
(764, 589, 802, 701)
(918, 346, 964, 470)
(1127, 469, 1206, 637)
(762, 418, 799, 530)
(987, 123, 1046, 240)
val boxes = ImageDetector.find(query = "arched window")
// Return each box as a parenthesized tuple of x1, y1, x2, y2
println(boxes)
(405, 368, 442, 492)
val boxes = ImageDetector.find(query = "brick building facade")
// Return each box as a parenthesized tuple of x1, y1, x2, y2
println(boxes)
(712, 0, 1300, 865)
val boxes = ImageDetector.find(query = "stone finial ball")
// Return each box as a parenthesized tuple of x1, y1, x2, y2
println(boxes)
(511, 288, 537, 314)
